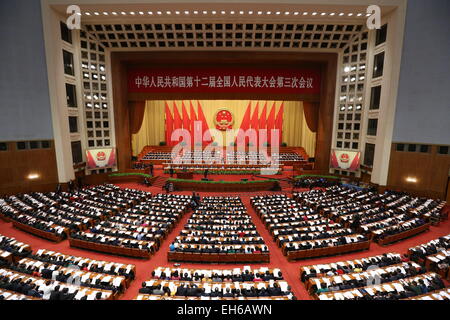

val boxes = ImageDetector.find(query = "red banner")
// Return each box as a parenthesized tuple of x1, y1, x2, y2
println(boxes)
(128, 68, 321, 94)
(86, 148, 116, 169)
(330, 150, 361, 171)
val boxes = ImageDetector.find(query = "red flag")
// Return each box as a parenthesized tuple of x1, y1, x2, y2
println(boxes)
(250, 102, 259, 131)
(165, 101, 174, 146)
(173, 102, 183, 146)
(236, 101, 252, 146)
(275, 102, 284, 145)
(181, 101, 190, 132)
(197, 101, 211, 145)
(250, 102, 259, 146)
(267, 102, 276, 145)
(259, 102, 267, 130)
(189, 101, 197, 146)
(259, 102, 268, 146)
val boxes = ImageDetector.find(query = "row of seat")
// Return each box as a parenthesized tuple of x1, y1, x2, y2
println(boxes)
(167, 252, 270, 263)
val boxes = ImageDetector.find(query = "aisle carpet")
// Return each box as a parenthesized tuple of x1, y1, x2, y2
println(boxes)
(0, 180, 448, 300)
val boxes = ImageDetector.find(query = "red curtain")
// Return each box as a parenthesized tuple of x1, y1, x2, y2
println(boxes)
(165, 101, 173, 146)
(236, 102, 252, 145)
(197, 101, 211, 145)
(173, 102, 182, 129)
(129, 101, 146, 134)
(303, 101, 319, 133)
(259, 103, 268, 146)
(266, 102, 276, 144)
(275, 102, 284, 145)
(250, 102, 259, 131)
(181, 102, 190, 131)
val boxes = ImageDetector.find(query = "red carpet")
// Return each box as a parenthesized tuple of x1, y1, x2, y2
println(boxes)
(0, 180, 449, 300)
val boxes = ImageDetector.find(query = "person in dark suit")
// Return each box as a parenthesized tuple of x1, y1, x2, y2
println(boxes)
(49, 285, 62, 300)
(149, 164, 154, 176)
(176, 284, 188, 296)
(223, 287, 233, 297)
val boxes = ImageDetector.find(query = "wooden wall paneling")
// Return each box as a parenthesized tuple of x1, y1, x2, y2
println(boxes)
(0, 142, 59, 196)
(387, 145, 450, 199)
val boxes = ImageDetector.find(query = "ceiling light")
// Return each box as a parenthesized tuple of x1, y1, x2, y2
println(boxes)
(211, 11, 216, 14)
(330, 13, 335, 16)
(166, 11, 172, 15)
(406, 177, 417, 183)
(121, 11, 126, 15)
(203, 11, 208, 14)
(230, 11, 235, 14)
(27, 173, 40, 180)
(148, 11, 153, 15)
(312, 12, 317, 16)
(193, 10, 198, 14)
(257, 11, 262, 15)
(275, 11, 281, 15)
(139, 11, 144, 15)
(248, 11, 253, 15)
(357, 13, 363, 17)
(85, 12, 91, 16)
(366, 13, 371, 17)
(112, 12, 117, 15)
(303, 12, 308, 15)
(344, 66, 351, 73)
(348, 13, 353, 16)
(129, 12, 135, 15)
(184, 11, 189, 15)
(321, 12, 326, 16)
(157, 11, 162, 15)
(103, 12, 108, 15)
(266, 11, 271, 15)
(94, 12, 99, 15)
(221, 10, 226, 14)
(293, 12, 299, 15)
(339, 13, 345, 16)
(284, 12, 290, 15)
(239, 11, 244, 15)
(175, 11, 180, 15)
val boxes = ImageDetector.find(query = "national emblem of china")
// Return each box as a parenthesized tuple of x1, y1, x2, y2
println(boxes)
(214, 109, 234, 131)
(340, 153, 350, 163)
(96, 151, 106, 161)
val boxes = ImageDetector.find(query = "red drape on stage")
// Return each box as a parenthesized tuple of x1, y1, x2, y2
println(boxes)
(181, 102, 190, 131)
(259, 102, 268, 146)
(173, 102, 182, 129)
(250, 102, 259, 131)
(197, 101, 211, 145)
(164, 101, 174, 146)
(266, 102, 276, 145)
(275, 102, 284, 145)
(303, 101, 319, 133)
(250, 102, 259, 145)
(236, 102, 252, 145)
(129, 101, 146, 134)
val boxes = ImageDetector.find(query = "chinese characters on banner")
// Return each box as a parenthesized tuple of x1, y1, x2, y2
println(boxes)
(128, 68, 321, 94)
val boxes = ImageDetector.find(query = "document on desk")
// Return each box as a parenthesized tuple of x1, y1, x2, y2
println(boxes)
(383, 284, 394, 292)
(334, 276, 343, 284)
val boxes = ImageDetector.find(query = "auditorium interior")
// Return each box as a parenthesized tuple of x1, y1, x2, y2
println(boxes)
(0, 0, 450, 303)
